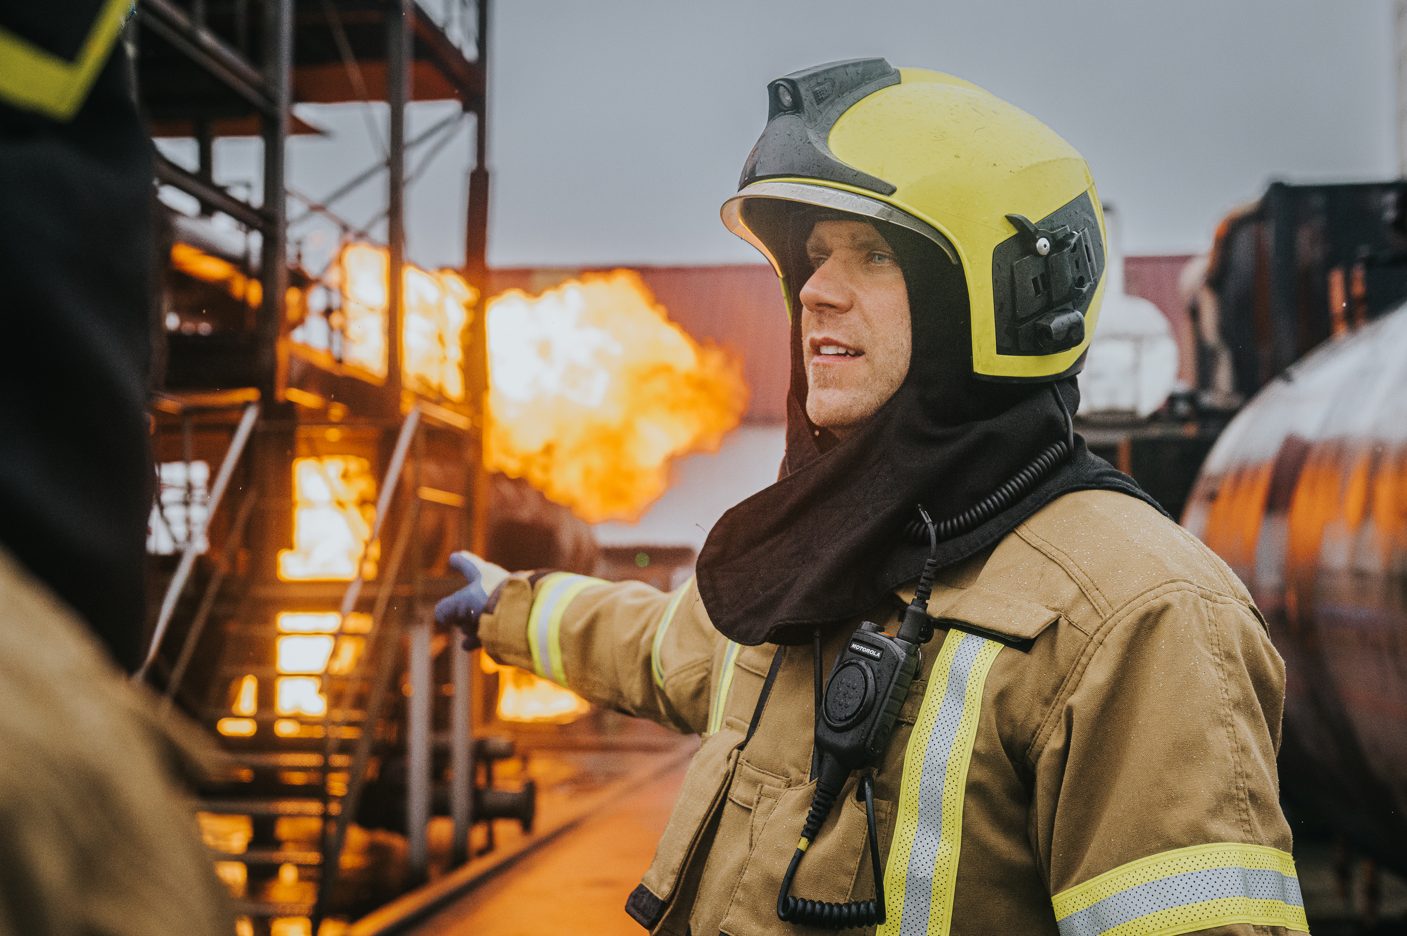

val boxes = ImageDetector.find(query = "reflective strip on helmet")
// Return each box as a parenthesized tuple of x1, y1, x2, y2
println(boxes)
(722, 180, 958, 267)
(1051, 842, 1307, 936)
(0, 0, 133, 121)
(525, 572, 604, 684)
(878, 631, 1002, 936)
(706, 640, 743, 735)
(650, 580, 692, 688)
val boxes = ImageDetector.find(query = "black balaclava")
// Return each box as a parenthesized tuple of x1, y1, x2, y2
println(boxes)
(696, 205, 1161, 646)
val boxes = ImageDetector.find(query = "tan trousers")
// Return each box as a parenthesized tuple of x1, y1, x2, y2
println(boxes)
(0, 545, 232, 936)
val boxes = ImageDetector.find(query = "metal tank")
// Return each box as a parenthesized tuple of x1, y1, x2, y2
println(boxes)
(1182, 299, 1407, 870)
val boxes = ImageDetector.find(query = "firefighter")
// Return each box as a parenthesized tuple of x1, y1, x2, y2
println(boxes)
(439, 60, 1305, 936)
(0, 5, 231, 934)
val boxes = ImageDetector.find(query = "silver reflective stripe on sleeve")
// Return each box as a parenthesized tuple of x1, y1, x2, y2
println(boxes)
(878, 631, 1003, 936)
(1052, 843, 1308, 936)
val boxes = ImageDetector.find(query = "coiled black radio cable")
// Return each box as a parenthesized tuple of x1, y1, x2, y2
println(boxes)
(777, 771, 887, 928)
(777, 509, 942, 929)
(902, 382, 1075, 544)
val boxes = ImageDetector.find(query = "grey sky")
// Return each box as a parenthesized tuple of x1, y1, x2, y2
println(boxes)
(174, 0, 1396, 273)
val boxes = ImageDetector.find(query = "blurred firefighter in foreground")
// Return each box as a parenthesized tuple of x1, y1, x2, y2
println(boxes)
(0, 4, 229, 933)
(439, 61, 1306, 935)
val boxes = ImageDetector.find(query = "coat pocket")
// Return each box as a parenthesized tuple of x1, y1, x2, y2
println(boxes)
(632, 728, 741, 932)
(718, 778, 892, 936)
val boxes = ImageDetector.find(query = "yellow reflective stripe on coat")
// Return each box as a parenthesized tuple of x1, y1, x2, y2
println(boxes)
(0, 0, 133, 121)
(651, 580, 692, 688)
(879, 631, 1002, 936)
(525, 573, 604, 684)
(1051, 842, 1307, 936)
(706, 640, 743, 734)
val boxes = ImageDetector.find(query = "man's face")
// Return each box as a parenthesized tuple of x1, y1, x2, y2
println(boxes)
(799, 220, 912, 438)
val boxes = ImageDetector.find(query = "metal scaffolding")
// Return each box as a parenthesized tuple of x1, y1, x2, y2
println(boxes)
(130, 2, 511, 929)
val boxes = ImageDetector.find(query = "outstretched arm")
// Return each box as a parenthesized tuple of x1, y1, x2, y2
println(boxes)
(438, 552, 721, 735)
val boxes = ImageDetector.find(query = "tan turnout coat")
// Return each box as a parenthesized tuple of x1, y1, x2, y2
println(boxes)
(480, 490, 1309, 936)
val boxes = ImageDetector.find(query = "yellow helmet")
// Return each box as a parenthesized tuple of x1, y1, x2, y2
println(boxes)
(721, 58, 1107, 382)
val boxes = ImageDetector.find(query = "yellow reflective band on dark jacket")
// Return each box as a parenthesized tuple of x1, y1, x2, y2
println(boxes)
(1051, 843, 1308, 936)
(879, 631, 1002, 936)
(0, 0, 133, 120)
(525, 572, 605, 684)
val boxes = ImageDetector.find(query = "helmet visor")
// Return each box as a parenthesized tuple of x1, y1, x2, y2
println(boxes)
(721, 180, 957, 274)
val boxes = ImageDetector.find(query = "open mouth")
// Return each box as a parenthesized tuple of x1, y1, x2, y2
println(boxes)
(811, 339, 863, 359)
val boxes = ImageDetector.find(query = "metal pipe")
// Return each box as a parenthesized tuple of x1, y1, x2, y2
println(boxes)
(257, 0, 291, 396)
(286, 186, 380, 244)
(337, 406, 420, 619)
(451, 638, 474, 865)
(155, 156, 267, 230)
(138, 400, 259, 680)
(286, 110, 463, 230)
(163, 486, 259, 703)
(464, 0, 491, 558)
(137, 0, 274, 113)
(349, 113, 467, 234)
(386, 0, 411, 407)
(315, 496, 421, 926)
(407, 613, 432, 880)
(195, 118, 214, 215)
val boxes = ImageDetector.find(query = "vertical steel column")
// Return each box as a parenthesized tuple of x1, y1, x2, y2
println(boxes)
(386, 0, 411, 407)
(464, 0, 492, 559)
(406, 611, 432, 881)
(450, 636, 474, 864)
(196, 119, 214, 215)
(258, 0, 291, 397)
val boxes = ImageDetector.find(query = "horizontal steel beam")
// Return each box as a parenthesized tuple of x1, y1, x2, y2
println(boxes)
(410, 3, 485, 102)
(138, 0, 277, 115)
(155, 155, 269, 229)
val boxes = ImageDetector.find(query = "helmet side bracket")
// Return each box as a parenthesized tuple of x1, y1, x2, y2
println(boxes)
(992, 192, 1105, 357)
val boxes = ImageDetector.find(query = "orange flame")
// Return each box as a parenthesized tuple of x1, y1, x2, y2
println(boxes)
(323, 243, 477, 399)
(277, 457, 378, 581)
(480, 654, 590, 724)
(336, 244, 390, 378)
(403, 265, 476, 401)
(485, 271, 748, 522)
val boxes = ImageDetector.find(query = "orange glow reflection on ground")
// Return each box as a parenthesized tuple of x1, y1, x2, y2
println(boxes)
(485, 270, 748, 522)
(480, 653, 590, 724)
(277, 457, 378, 581)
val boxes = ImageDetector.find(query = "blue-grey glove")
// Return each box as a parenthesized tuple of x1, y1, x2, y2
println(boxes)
(436, 552, 491, 650)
